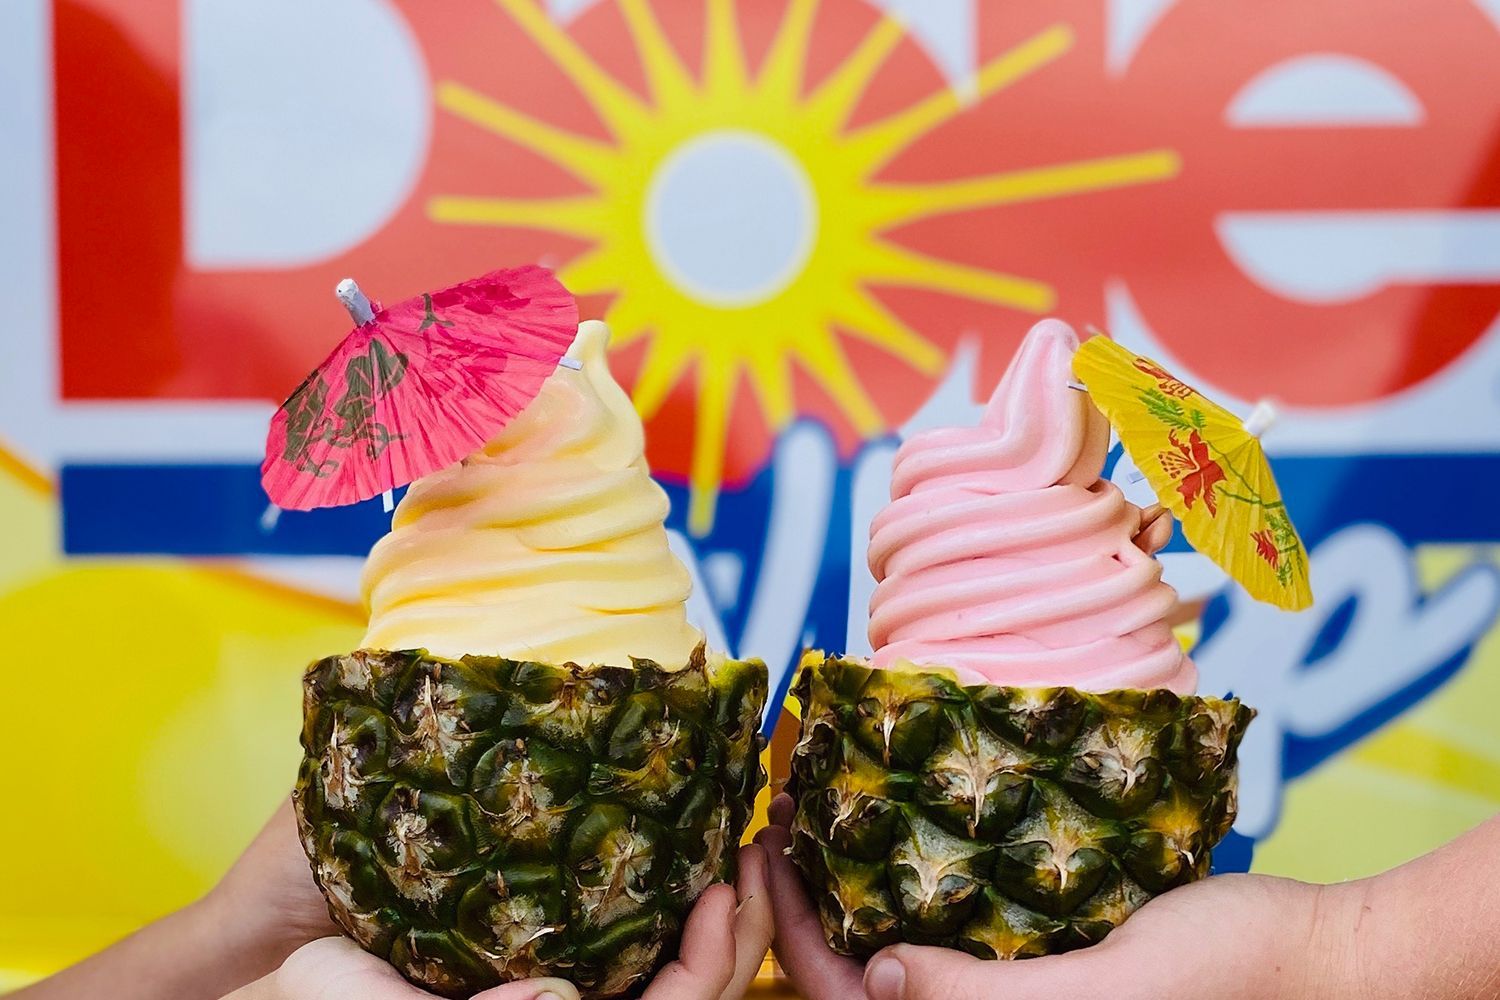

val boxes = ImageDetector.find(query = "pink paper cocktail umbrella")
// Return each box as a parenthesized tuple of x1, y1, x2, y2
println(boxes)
(261, 265, 579, 513)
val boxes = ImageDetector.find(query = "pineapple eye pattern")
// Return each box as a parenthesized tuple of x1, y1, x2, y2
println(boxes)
(295, 648, 767, 999)
(787, 657, 1251, 959)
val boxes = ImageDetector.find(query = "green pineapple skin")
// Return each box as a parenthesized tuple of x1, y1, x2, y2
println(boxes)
(293, 646, 767, 1000)
(787, 656, 1252, 960)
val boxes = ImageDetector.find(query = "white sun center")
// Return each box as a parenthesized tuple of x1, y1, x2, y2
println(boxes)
(644, 129, 816, 308)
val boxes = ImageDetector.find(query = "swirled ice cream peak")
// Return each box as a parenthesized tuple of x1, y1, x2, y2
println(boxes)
(867, 319, 1196, 693)
(360, 320, 703, 666)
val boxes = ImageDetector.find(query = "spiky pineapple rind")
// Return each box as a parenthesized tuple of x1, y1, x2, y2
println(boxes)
(787, 655, 1251, 959)
(295, 646, 768, 999)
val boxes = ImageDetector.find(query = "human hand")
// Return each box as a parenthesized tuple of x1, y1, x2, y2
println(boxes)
(225, 842, 773, 1000)
(755, 793, 1344, 1000)
(631, 842, 774, 1000)
(199, 795, 341, 971)
(221, 937, 579, 1000)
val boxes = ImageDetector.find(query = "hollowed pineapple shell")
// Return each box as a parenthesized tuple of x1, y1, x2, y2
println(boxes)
(293, 645, 767, 999)
(786, 655, 1251, 959)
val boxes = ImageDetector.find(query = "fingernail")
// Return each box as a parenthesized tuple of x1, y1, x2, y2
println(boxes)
(865, 956, 905, 1000)
(536, 993, 565, 1000)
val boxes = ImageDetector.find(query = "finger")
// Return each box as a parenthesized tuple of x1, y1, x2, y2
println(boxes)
(719, 844, 774, 1000)
(274, 937, 429, 998)
(754, 823, 865, 999)
(767, 792, 794, 828)
(862, 943, 1099, 1000)
(472, 977, 581, 1000)
(642, 884, 736, 999)
(1133, 504, 1175, 554)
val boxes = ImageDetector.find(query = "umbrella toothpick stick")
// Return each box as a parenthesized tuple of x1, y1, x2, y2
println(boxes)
(1242, 399, 1278, 439)
(336, 278, 375, 326)
(335, 278, 394, 512)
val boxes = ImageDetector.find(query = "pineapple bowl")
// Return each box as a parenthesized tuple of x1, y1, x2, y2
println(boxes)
(294, 645, 767, 998)
(786, 655, 1250, 959)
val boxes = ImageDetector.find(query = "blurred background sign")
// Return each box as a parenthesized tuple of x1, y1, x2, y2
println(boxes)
(4, 0, 1500, 989)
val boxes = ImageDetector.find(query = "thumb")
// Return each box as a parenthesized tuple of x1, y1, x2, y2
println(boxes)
(862, 944, 1096, 1000)
(472, 977, 582, 1000)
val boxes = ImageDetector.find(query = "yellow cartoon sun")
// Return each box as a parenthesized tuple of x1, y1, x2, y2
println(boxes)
(429, 0, 1179, 534)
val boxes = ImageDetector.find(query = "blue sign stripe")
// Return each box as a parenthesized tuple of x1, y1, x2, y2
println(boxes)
(60, 452, 1500, 558)
(60, 464, 402, 557)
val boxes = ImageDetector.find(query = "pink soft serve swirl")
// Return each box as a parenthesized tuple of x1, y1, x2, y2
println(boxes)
(868, 319, 1197, 693)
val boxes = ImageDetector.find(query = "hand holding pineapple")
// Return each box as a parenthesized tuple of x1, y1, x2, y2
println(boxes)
(762, 798, 1500, 1000)
(223, 839, 773, 1000)
(762, 317, 1490, 998)
(9, 793, 772, 1000)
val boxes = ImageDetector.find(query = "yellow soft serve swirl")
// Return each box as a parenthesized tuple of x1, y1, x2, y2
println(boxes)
(360, 320, 703, 665)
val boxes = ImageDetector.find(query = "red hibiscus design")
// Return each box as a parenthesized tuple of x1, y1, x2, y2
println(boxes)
(1251, 528, 1280, 568)
(1158, 430, 1225, 516)
(1134, 357, 1195, 399)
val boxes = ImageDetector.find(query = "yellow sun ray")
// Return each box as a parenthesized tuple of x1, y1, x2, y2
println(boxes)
(688, 356, 735, 534)
(559, 247, 619, 297)
(427, 194, 610, 238)
(703, 0, 749, 94)
(805, 15, 905, 129)
(842, 24, 1074, 173)
(600, 291, 654, 348)
(632, 331, 697, 420)
(791, 332, 885, 436)
(617, 0, 696, 110)
(973, 24, 1074, 93)
(436, 80, 614, 186)
(826, 287, 946, 375)
(863, 149, 1183, 227)
(743, 347, 796, 429)
(495, 0, 649, 135)
(756, 0, 819, 100)
(864, 240, 1056, 313)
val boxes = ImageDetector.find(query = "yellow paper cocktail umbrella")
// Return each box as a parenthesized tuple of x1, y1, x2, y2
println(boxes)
(1073, 334, 1312, 611)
